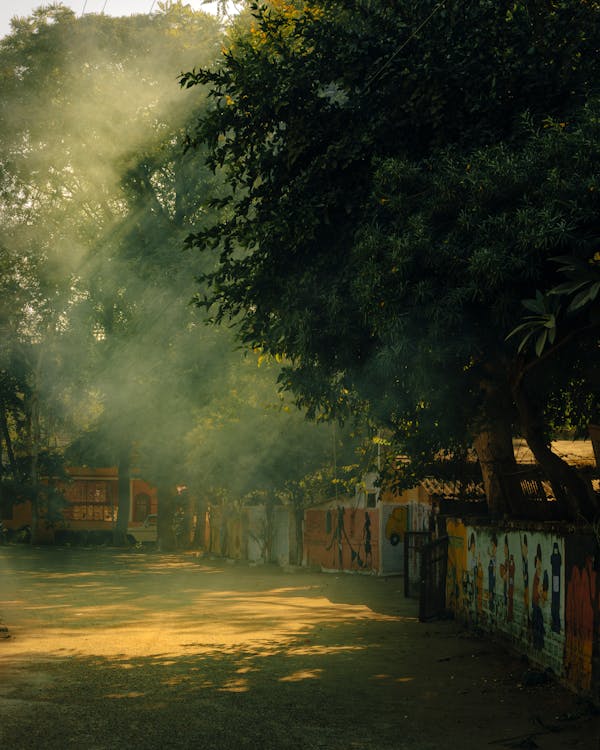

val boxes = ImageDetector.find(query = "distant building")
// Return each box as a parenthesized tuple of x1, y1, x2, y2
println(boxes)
(1, 466, 158, 544)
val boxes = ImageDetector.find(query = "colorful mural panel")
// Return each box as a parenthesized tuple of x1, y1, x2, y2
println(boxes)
(380, 505, 407, 574)
(446, 522, 565, 676)
(565, 534, 599, 693)
(303, 507, 379, 572)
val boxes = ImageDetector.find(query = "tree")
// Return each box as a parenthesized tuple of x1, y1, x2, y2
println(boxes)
(0, 2, 224, 541)
(181, 0, 600, 520)
(183, 350, 359, 493)
(1, 2, 356, 548)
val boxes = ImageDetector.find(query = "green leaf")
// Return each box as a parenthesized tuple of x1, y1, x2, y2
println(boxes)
(569, 286, 595, 311)
(535, 329, 548, 357)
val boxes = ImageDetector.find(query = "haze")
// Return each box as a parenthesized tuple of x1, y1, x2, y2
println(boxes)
(0, 0, 221, 39)
(0, 2, 359, 546)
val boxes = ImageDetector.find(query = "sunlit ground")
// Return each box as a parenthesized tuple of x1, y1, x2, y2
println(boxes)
(0, 546, 597, 750)
(6, 589, 405, 660)
(1, 551, 412, 663)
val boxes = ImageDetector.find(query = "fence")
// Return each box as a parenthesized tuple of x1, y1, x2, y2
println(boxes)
(404, 531, 431, 598)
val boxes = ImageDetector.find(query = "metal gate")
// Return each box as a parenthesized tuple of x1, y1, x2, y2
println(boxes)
(419, 536, 449, 622)
(404, 531, 431, 598)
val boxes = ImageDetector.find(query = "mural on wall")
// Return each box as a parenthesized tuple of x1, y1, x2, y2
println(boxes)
(565, 534, 599, 693)
(205, 505, 244, 558)
(379, 499, 438, 576)
(446, 520, 466, 611)
(499, 533, 516, 624)
(205, 504, 292, 563)
(385, 506, 408, 547)
(380, 505, 408, 575)
(446, 521, 565, 674)
(325, 507, 373, 569)
(304, 507, 379, 572)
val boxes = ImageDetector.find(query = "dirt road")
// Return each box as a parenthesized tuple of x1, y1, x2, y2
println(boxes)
(0, 545, 598, 749)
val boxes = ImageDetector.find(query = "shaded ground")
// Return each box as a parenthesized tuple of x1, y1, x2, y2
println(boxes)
(0, 545, 598, 750)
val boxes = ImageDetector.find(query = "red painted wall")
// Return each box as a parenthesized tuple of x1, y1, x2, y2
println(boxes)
(304, 507, 379, 572)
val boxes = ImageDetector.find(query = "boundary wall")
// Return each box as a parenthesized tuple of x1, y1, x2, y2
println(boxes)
(446, 518, 599, 700)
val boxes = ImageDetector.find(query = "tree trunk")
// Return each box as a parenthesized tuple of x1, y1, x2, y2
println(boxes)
(293, 504, 304, 566)
(29, 387, 41, 543)
(191, 496, 207, 548)
(513, 381, 598, 521)
(472, 427, 517, 517)
(113, 448, 131, 546)
(27, 345, 46, 544)
(472, 371, 519, 517)
(0, 401, 18, 477)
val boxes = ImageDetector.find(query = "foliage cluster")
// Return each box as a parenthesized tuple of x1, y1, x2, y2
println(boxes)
(182, 0, 600, 518)
(0, 2, 358, 544)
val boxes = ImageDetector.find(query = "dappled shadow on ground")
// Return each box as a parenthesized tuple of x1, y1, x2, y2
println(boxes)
(0, 546, 413, 655)
(1, 636, 419, 750)
(2, 618, 599, 750)
(1, 546, 599, 750)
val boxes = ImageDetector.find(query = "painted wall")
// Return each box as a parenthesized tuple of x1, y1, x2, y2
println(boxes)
(564, 533, 599, 695)
(245, 505, 291, 564)
(378, 491, 432, 575)
(303, 507, 379, 572)
(380, 504, 408, 574)
(271, 506, 291, 566)
(246, 506, 265, 562)
(205, 505, 245, 559)
(446, 520, 600, 699)
(205, 504, 293, 564)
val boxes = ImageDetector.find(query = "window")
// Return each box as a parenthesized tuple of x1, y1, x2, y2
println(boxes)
(133, 492, 151, 522)
(63, 480, 115, 522)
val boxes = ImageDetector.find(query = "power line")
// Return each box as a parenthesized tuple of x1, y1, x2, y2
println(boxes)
(365, 1, 445, 90)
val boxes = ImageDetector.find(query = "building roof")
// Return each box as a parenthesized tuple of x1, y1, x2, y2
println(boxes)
(513, 439, 596, 469)
(65, 466, 118, 480)
(420, 477, 485, 500)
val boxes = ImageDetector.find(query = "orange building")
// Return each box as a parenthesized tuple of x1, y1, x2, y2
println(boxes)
(1, 467, 158, 544)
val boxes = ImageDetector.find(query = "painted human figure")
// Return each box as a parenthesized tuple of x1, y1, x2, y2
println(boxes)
(477, 552, 484, 617)
(363, 512, 372, 568)
(336, 506, 344, 567)
(499, 534, 510, 621)
(507, 553, 515, 623)
(467, 532, 477, 615)
(550, 541, 562, 633)
(521, 534, 531, 636)
(531, 543, 548, 650)
(488, 533, 498, 619)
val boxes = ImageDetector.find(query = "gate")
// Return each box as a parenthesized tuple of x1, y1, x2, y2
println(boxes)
(419, 536, 449, 622)
(404, 531, 431, 598)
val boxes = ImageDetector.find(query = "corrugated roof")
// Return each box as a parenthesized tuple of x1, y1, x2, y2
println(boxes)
(513, 439, 596, 468)
(420, 477, 485, 500)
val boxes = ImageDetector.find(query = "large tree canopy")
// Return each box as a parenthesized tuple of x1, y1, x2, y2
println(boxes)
(0, 1, 226, 540)
(0, 2, 355, 545)
(182, 0, 600, 520)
